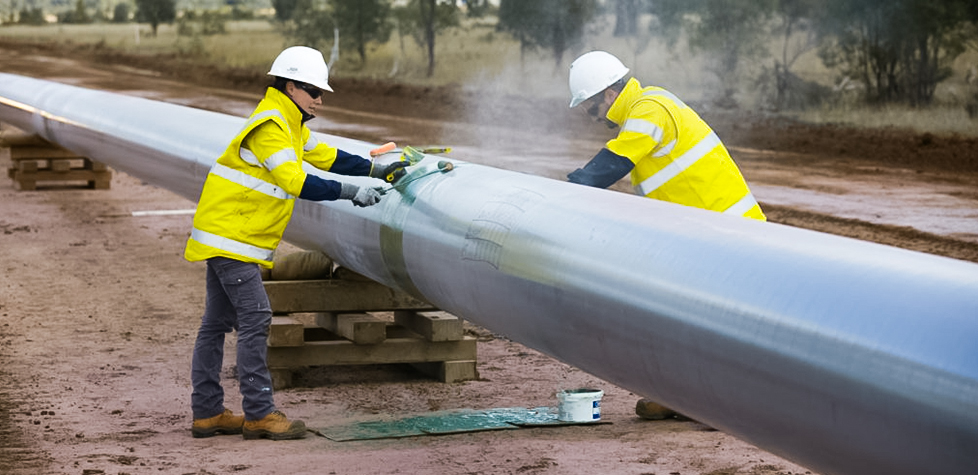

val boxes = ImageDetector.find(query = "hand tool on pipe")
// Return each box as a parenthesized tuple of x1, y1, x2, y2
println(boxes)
(370, 142, 453, 178)
(370, 143, 453, 158)
(377, 160, 455, 195)
(370, 144, 451, 182)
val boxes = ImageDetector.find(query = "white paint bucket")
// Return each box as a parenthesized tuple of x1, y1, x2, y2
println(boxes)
(557, 388, 604, 422)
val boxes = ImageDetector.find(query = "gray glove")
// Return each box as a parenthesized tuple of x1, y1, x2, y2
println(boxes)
(369, 161, 408, 183)
(339, 182, 382, 207)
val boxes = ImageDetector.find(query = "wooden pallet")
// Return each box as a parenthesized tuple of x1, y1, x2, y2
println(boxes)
(1, 133, 111, 190)
(264, 277, 479, 389)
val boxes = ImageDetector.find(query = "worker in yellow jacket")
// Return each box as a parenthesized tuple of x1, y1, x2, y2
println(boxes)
(185, 46, 407, 440)
(567, 51, 765, 221)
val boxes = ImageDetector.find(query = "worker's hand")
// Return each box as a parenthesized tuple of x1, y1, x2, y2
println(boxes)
(370, 161, 409, 183)
(339, 183, 383, 207)
(351, 186, 383, 207)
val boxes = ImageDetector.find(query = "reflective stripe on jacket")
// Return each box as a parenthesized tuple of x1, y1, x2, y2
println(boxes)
(605, 78, 765, 221)
(185, 87, 345, 267)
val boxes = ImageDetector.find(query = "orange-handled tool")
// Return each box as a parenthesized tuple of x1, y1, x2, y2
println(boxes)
(369, 142, 397, 157)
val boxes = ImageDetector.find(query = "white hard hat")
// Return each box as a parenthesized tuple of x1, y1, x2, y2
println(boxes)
(268, 46, 333, 92)
(568, 51, 629, 108)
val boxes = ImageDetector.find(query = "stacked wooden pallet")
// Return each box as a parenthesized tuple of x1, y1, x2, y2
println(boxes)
(1, 132, 111, 190)
(263, 277, 479, 389)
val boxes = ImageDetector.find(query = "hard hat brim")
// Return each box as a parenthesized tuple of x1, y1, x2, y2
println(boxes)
(267, 71, 333, 93)
(311, 81, 334, 93)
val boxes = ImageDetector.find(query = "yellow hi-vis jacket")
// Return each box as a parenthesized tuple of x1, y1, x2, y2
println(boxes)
(605, 78, 766, 221)
(185, 87, 346, 268)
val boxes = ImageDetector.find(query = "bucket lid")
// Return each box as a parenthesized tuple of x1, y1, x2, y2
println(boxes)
(557, 388, 604, 400)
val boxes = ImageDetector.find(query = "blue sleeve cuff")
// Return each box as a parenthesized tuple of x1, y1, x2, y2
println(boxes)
(329, 149, 372, 176)
(299, 173, 343, 201)
(567, 148, 634, 188)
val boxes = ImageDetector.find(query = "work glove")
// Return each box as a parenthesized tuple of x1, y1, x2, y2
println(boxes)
(370, 161, 409, 183)
(339, 183, 383, 207)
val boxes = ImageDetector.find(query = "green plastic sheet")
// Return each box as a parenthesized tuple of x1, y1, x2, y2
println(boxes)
(317, 407, 607, 441)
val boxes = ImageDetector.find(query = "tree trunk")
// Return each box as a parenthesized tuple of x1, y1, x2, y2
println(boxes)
(420, 0, 436, 77)
(613, 0, 637, 37)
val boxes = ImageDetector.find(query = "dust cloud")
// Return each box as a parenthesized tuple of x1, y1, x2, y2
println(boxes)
(447, 13, 721, 176)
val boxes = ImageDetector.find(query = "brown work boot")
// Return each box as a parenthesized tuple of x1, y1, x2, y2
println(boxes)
(191, 408, 244, 438)
(242, 410, 307, 440)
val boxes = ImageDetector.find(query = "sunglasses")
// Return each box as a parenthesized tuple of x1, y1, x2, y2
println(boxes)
(583, 95, 602, 117)
(295, 82, 323, 99)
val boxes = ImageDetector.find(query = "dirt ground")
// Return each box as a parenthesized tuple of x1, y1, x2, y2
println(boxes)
(1, 42, 977, 475)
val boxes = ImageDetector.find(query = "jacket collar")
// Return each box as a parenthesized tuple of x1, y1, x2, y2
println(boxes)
(263, 87, 314, 127)
(605, 77, 644, 127)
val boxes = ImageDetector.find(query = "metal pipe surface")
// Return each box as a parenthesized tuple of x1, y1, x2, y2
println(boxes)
(2, 73, 977, 475)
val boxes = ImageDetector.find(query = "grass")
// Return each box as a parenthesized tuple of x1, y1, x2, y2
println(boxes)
(0, 21, 287, 66)
(793, 104, 978, 137)
(1, 17, 976, 137)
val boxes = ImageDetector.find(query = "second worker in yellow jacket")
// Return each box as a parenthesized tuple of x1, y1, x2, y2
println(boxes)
(185, 46, 407, 441)
(567, 50, 765, 221)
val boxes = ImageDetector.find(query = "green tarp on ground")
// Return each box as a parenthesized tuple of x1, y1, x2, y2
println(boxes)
(317, 407, 608, 441)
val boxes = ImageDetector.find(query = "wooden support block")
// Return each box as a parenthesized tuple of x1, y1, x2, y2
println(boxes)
(50, 159, 72, 172)
(263, 279, 435, 313)
(0, 133, 48, 148)
(15, 179, 36, 191)
(9, 168, 111, 190)
(91, 174, 112, 189)
(261, 277, 477, 385)
(87, 159, 108, 172)
(410, 360, 479, 383)
(10, 146, 80, 160)
(303, 325, 342, 342)
(268, 316, 305, 347)
(18, 160, 38, 173)
(46, 169, 108, 181)
(394, 310, 463, 342)
(315, 312, 387, 345)
(267, 336, 477, 367)
(268, 368, 293, 390)
(331, 267, 374, 281)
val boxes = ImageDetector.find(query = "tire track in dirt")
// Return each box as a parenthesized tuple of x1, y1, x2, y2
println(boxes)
(0, 369, 53, 473)
(763, 203, 978, 264)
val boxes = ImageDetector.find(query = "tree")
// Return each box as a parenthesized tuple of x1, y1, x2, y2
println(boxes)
(18, 7, 46, 24)
(330, 0, 393, 65)
(497, 0, 543, 65)
(72, 0, 90, 23)
(461, 0, 491, 18)
(418, 0, 438, 77)
(135, 0, 176, 36)
(817, 0, 974, 105)
(112, 3, 129, 22)
(497, 0, 597, 69)
(613, 0, 639, 37)
(966, 1, 978, 53)
(651, 0, 776, 107)
(547, 0, 598, 67)
(289, 0, 334, 53)
(895, 1, 965, 105)
(178, 10, 227, 36)
(395, 0, 459, 77)
(59, 0, 92, 24)
(771, 0, 822, 109)
(272, 0, 299, 22)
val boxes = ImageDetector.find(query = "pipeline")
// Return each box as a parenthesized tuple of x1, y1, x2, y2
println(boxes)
(1, 73, 977, 475)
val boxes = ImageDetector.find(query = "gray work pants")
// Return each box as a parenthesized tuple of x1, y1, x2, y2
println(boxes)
(191, 257, 275, 421)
